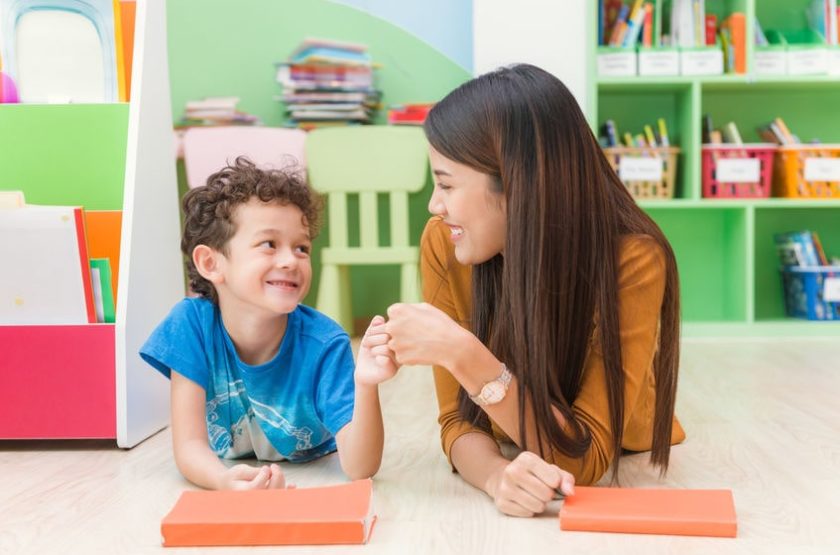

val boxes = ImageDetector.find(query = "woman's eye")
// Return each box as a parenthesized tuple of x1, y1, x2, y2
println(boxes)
(437, 183, 452, 191)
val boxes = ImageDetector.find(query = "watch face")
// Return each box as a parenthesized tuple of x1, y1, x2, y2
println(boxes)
(480, 381, 506, 405)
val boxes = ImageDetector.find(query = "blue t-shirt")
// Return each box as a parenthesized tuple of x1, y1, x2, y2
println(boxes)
(139, 298, 355, 462)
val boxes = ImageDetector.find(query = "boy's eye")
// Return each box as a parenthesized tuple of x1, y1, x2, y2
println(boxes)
(296, 245, 311, 255)
(259, 240, 275, 249)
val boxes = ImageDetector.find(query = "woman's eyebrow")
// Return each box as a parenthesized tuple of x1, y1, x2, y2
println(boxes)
(433, 169, 452, 177)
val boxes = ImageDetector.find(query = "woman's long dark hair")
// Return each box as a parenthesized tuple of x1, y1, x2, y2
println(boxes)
(423, 64, 680, 478)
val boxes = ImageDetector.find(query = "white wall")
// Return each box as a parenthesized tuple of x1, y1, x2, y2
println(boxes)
(473, 0, 591, 118)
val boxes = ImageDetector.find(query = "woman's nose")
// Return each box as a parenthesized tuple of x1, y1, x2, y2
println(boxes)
(428, 190, 445, 215)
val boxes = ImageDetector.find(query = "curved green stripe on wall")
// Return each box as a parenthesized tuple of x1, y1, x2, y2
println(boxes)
(167, 0, 470, 127)
(167, 0, 471, 327)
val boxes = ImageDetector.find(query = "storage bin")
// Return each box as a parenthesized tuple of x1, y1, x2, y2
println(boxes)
(603, 147, 680, 199)
(781, 266, 840, 320)
(638, 47, 679, 76)
(701, 144, 775, 198)
(597, 47, 636, 77)
(774, 145, 840, 198)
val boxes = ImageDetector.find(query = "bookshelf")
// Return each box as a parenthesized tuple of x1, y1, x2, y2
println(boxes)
(589, 0, 840, 337)
(0, 0, 183, 445)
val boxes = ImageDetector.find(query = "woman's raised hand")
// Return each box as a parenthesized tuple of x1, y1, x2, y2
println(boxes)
(485, 451, 575, 517)
(384, 302, 468, 368)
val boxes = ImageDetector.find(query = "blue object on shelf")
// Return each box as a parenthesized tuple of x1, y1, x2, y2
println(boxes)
(781, 266, 840, 321)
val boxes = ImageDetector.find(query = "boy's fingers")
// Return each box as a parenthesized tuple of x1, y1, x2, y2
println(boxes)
(267, 464, 285, 489)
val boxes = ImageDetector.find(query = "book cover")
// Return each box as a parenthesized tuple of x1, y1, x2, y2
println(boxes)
(560, 486, 737, 537)
(90, 258, 115, 323)
(161, 479, 376, 547)
(0, 204, 96, 324)
(775, 230, 822, 267)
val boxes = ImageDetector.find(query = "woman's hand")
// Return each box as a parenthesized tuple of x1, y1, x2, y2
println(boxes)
(485, 451, 575, 517)
(216, 463, 290, 490)
(354, 315, 399, 386)
(385, 302, 470, 368)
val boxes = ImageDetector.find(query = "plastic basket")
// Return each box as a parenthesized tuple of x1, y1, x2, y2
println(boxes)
(701, 144, 775, 198)
(780, 266, 840, 320)
(603, 147, 680, 199)
(774, 145, 840, 198)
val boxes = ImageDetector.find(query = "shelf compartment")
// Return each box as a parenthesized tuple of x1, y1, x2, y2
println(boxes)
(645, 206, 749, 322)
(599, 83, 697, 199)
(0, 324, 116, 439)
(753, 206, 840, 321)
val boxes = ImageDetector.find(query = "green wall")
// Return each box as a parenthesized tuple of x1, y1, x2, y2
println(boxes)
(167, 0, 471, 329)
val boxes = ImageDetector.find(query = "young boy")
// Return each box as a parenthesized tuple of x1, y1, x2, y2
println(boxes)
(140, 157, 396, 490)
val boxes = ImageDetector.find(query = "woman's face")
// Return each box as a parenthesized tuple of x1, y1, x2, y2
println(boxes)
(427, 146, 506, 265)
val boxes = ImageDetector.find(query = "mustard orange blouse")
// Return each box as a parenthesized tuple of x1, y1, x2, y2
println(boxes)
(420, 216, 686, 485)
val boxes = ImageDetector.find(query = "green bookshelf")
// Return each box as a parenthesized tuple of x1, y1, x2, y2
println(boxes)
(590, 0, 840, 337)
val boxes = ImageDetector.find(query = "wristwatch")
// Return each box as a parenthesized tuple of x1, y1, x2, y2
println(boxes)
(469, 363, 512, 406)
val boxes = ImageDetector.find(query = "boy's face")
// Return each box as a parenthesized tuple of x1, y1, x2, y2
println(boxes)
(214, 199, 313, 317)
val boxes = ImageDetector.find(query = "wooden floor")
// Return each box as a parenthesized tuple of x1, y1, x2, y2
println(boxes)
(2, 339, 839, 554)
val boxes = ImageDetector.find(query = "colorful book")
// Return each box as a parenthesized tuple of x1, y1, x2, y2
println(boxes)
(161, 480, 376, 547)
(90, 258, 115, 323)
(0, 204, 96, 324)
(559, 486, 737, 537)
(722, 12, 746, 73)
(775, 230, 822, 267)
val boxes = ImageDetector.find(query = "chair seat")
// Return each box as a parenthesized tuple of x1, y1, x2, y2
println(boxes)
(321, 246, 417, 265)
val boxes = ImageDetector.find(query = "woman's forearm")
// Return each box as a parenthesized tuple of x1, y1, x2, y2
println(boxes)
(449, 432, 509, 497)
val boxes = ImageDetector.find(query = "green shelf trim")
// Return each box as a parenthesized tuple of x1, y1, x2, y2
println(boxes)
(683, 320, 840, 339)
(638, 199, 840, 209)
(598, 75, 840, 89)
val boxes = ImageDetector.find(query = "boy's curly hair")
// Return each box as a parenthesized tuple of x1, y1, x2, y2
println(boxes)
(181, 156, 321, 303)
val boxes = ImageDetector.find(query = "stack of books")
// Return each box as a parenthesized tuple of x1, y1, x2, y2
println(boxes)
(177, 97, 261, 128)
(275, 39, 382, 130)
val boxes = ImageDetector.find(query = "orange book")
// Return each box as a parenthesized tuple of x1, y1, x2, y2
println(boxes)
(161, 480, 376, 547)
(119, 1, 136, 100)
(559, 486, 737, 537)
(84, 211, 122, 303)
(723, 13, 746, 74)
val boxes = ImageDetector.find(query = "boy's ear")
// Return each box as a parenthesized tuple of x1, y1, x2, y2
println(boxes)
(193, 245, 225, 285)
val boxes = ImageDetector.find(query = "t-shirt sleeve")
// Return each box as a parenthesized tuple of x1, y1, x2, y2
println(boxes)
(314, 334, 356, 436)
(138, 299, 211, 390)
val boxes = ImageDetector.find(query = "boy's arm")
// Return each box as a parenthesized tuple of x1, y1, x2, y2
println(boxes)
(333, 316, 397, 480)
(170, 372, 279, 490)
(334, 382, 384, 480)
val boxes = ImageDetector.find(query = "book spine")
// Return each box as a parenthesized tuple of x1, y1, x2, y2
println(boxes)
(74, 208, 97, 324)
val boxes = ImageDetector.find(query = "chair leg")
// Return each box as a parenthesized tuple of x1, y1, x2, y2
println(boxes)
(400, 262, 420, 304)
(317, 263, 353, 333)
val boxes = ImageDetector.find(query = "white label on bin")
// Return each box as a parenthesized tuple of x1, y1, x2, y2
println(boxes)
(825, 277, 840, 302)
(716, 158, 760, 183)
(804, 158, 840, 182)
(619, 157, 664, 181)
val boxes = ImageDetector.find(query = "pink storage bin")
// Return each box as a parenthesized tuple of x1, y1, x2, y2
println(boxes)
(701, 144, 776, 198)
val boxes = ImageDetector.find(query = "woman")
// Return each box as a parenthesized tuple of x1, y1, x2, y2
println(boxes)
(385, 64, 685, 517)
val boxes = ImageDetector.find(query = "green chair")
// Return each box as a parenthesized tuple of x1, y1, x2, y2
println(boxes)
(305, 126, 429, 333)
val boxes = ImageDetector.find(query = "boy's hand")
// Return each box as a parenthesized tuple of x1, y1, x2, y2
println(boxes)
(217, 463, 289, 490)
(355, 315, 398, 386)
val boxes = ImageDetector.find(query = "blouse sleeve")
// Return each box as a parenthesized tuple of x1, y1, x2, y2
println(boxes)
(420, 217, 496, 466)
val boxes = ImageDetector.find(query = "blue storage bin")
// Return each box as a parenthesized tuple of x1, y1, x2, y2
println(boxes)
(781, 266, 840, 320)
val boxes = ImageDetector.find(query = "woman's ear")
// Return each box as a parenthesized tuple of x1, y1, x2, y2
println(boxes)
(193, 245, 225, 285)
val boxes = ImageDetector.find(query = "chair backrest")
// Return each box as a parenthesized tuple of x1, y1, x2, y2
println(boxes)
(305, 126, 428, 250)
(182, 126, 307, 189)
